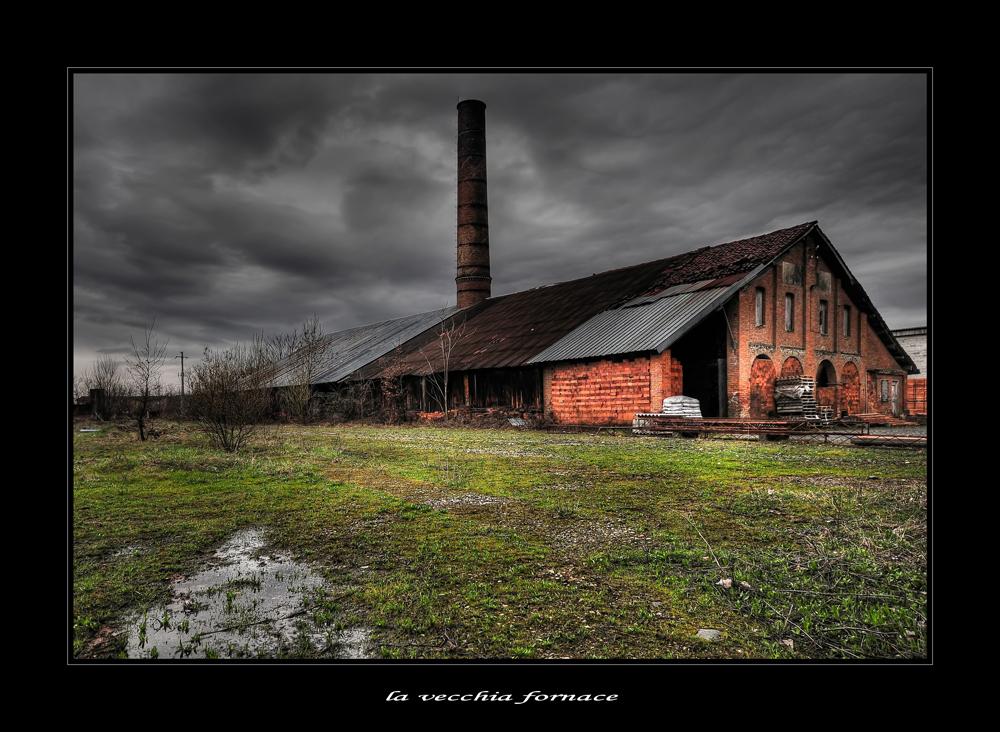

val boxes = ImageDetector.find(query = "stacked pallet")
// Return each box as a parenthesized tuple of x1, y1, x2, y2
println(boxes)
(774, 375, 818, 419)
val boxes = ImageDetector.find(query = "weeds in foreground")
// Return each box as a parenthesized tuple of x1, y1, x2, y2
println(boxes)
(72, 422, 927, 660)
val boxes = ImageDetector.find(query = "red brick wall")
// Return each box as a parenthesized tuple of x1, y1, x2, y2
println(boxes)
(749, 356, 776, 418)
(816, 386, 836, 409)
(906, 379, 927, 416)
(544, 351, 681, 425)
(842, 362, 861, 416)
(731, 235, 908, 417)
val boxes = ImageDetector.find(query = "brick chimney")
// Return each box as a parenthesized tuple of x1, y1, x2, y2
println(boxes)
(456, 99, 491, 308)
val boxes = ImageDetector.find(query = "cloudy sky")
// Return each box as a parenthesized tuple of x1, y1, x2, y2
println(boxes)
(71, 71, 929, 389)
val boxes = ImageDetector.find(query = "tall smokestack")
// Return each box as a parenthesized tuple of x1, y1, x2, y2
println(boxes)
(456, 99, 491, 308)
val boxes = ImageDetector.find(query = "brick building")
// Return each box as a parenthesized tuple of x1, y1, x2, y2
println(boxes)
(274, 102, 918, 424)
(892, 327, 927, 418)
(342, 221, 916, 424)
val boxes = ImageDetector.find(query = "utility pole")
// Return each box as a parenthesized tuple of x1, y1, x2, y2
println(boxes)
(175, 351, 187, 415)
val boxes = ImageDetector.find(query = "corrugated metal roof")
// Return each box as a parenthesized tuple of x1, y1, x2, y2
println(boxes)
(266, 307, 460, 386)
(530, 263, 774, 363)
(529, 284, 732, 364)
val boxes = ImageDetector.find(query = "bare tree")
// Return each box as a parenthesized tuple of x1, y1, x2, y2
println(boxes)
(278, 314, 329, 422)
(125, 319, 168, 441)
(84, 353, 127, 419)
(420, 313, 472, 421)
(188, 337, 272, 453)
(72, 374, 87, 404)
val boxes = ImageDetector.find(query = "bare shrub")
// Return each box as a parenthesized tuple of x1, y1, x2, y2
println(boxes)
(315, 381, 376, 423)
(420, 314, 472, 421)
(267, 315, 332, 423)
(125, 320, 168, 441)
(84, 354, 128, 420)
(189, 339, 272, 453)
(377, 346, 407, 424)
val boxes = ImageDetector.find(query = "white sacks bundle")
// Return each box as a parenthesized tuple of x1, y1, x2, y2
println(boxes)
(661, 395, 702, 418)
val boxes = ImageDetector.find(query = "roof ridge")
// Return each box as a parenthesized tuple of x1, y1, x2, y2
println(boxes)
(702, 221, 817, 250)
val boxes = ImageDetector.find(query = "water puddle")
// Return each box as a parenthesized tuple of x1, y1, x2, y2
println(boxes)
(123, 528, 372, 659)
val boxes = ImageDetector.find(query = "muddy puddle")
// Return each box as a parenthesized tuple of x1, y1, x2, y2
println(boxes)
(123, 528, 372, 659)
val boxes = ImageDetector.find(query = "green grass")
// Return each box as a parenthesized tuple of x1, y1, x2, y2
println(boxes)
(71, 420, 927, 660)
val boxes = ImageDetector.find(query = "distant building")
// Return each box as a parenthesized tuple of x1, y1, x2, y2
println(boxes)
(891, 327, 927, 377)
(892, 326, 927, 418)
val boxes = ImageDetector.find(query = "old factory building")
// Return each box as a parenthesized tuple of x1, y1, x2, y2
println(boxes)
(271, 100, 918, 425)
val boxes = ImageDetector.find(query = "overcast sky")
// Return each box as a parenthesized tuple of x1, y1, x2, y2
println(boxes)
(71, 71, 929, 389)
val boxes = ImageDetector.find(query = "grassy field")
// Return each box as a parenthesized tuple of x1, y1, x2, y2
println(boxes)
(71, 419, 928, 661)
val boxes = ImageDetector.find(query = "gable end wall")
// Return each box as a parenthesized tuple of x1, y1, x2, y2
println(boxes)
(731, 236, 908, 418)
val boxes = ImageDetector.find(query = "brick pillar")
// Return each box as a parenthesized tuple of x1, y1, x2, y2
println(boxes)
(650, 352, 664, 412)
(542, 366, 554, 421)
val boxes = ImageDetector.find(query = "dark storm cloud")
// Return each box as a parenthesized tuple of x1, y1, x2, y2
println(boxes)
(72, 71, 928, 385)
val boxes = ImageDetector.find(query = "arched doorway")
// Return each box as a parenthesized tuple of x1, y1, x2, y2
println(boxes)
(816, 360, 836, 387)
(749, 356, 776, 418)
(816, 360, 838, 416)
(841, 362, 860, 416)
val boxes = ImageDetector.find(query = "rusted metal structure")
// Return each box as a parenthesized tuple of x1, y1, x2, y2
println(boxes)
(456, 99, 492, 309)
(632, 413, 927, 449)
(630, 414, 924, 448)
(632, 415, 866, 436)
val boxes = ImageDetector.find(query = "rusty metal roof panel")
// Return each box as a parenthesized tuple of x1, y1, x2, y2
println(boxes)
(620, 278, 720, 307)
(268, 307, 460, 386)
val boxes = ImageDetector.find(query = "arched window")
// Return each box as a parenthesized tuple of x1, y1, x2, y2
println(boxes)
(781, 357, 803, 377)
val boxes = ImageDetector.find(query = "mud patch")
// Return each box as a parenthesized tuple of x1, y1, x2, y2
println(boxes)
(123, 528, 372, 659)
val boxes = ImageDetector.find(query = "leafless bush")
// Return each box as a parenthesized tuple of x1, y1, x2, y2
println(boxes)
(189, 339, 273, 453)
(83, 354, 128, 419)
(266, 315, 332, 423)
(420, 314, 472, 421)
(377, 346, 408, 424)
(125, 320, 168, 441)
(315, 381, 376, 423)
